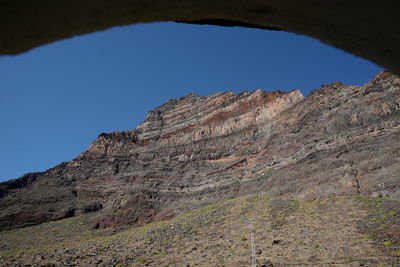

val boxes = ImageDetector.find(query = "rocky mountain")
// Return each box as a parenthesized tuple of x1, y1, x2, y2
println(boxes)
(1, 71, 399, 231)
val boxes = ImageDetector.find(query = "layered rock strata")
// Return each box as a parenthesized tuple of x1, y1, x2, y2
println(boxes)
(1, 71, 399, 230)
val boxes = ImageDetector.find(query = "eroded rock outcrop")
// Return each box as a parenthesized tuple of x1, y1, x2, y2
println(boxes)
(1, 71, 399, 230)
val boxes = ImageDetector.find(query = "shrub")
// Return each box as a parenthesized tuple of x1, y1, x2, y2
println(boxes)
(383, 241, 392, 246)
(136, 256, 146, 263)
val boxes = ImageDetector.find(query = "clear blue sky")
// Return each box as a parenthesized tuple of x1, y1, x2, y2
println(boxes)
(0, 22, 382, 182)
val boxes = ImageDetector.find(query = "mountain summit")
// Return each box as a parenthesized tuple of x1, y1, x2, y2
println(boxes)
(1, 72, 399, 231)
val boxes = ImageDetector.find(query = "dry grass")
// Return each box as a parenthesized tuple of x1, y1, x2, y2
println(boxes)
(0, 196, 399, 266)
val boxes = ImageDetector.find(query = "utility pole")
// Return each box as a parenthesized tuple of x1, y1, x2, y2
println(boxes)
(249, 219, 257, 267)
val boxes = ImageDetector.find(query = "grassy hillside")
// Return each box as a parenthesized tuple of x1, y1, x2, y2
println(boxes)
(1, 196, 399, 266)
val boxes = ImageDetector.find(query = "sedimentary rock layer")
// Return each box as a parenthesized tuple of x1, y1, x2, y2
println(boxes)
(1, 71, 399, 230)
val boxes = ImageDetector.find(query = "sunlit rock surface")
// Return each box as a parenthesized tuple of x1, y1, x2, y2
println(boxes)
(0, 71, 399, 230)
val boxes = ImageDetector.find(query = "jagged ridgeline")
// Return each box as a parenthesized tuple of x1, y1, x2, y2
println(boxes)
(0, 71, 399, 231)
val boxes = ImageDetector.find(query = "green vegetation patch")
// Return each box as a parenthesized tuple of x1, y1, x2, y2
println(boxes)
(0, 213, 110, 257)
(357, 197, 400, 256)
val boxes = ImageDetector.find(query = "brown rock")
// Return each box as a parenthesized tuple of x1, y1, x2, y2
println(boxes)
(0, 71, 399, 230)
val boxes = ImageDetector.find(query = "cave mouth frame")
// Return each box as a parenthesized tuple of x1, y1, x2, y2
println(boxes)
(0, 1, 394, 182)
(0, 12, 390, 184)
(1, 0, 399, 74)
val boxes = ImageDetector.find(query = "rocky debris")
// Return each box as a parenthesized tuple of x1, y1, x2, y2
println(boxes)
(0, 71, 400, 231)
(357, 198, 400, 257)
(1, 196, 398, 266)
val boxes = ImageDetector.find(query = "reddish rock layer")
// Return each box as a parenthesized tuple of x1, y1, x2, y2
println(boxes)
(0, 72, 399, 230)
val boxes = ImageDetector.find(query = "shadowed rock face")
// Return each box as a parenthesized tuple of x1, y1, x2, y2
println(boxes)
(1, 1, 400, 74)
(0, 71, 399, 230)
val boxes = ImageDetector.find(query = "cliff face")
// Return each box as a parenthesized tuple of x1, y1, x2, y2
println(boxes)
(1, 72, 399, 230)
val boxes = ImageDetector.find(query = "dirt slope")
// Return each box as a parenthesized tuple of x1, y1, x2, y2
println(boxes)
(1, 196, 399, 266)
